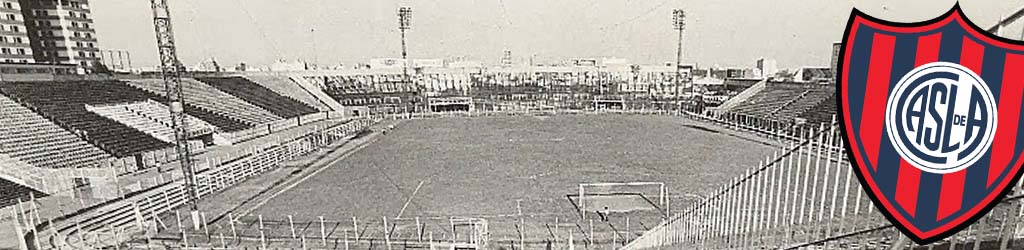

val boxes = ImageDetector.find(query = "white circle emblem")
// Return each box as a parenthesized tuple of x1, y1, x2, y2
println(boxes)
(885, 62, 997, 174)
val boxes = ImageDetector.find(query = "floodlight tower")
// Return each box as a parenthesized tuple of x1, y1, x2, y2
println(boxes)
(398, 7, 423, 111)
(311, 28, 318, 69)
(398, 7, 411, 79)
(672, 9, 686, 105)
(150, 0, 200, 229)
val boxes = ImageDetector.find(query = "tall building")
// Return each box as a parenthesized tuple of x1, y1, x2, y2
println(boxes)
(0, 0, 34, 63)
(20, 0, 99, 68)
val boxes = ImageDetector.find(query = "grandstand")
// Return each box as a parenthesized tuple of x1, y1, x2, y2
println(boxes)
(171, 100, 253, 133)
(768, 87, 834, 121)
(799, 93, 837, 124)
(715, 81, 836, 124)
(124, 78, 283, 126)
(195, 76, 319, 118)
(242, 75, 337, 112)
(0, 93, 114, 169)
(0, 178, 43, 208)
(0, 81, 173, 157)
(85, 100, 216, 142)
(309, 73, 425, 114)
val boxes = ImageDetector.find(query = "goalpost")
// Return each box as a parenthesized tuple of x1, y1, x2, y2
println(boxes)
(577, 182, 668, 220)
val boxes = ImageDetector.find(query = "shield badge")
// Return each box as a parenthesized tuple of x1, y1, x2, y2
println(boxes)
(839, 4, 1024, 244)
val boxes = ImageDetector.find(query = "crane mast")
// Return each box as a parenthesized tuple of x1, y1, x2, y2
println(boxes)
(150, 0, 200, 227)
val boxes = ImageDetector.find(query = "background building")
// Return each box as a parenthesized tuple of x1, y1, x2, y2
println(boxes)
(368, 58, 407, 69)
(0, 0, 34, 63)
(755, 58, 778, 78)
(20, 0, 100, 68)
(368, 58, 446, 69)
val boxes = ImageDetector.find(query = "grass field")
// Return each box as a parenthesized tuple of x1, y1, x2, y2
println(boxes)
(244, 113, 782, 247)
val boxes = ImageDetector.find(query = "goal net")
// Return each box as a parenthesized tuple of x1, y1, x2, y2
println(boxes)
(573, 182, 667, 220)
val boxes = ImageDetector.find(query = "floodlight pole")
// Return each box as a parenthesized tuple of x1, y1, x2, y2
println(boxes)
(399, 7, 410, 83)
(672, 9, 686, 109)
(150, 0, 200, 229)
(311, 28, 318, 68)
(398, 7, 423, 112)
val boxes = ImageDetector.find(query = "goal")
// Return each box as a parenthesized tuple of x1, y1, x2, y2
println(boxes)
(574, 182, 668, 220)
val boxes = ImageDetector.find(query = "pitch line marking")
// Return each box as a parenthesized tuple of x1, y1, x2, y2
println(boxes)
(239, 124, 386, 216)
(396, 180, 426, 219)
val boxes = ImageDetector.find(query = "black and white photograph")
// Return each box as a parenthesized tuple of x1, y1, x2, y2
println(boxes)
(2, 0, 1024, 249)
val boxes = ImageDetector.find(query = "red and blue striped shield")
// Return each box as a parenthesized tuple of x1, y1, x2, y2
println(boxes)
(839, 4, 1024, 244)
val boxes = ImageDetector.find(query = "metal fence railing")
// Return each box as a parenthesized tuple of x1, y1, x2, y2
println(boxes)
(7, 118, 374, 250)
(623, 109, 1024, 250)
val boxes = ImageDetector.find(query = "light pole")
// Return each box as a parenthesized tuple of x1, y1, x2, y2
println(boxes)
(398, 7, 411, 79)
(311, 28, 318, 69)
(672, 9, 686, 110)
(398, 7, 422, 112)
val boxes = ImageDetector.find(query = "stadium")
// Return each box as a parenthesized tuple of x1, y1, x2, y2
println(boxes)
(3, 1, 1024, 250)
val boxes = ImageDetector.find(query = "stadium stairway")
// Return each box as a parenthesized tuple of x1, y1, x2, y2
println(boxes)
(243, 75, 337, 112)
(124, 78, 283, 126)
(195, 76, 319, 118)
(0, 91, 116, 169)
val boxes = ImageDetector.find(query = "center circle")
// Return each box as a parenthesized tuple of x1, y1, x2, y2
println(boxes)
(884, 62, 997, 174)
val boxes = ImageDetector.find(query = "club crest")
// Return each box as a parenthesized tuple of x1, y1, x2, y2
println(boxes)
(838, 3, 1024, 244)
(885, 62, 997, 174)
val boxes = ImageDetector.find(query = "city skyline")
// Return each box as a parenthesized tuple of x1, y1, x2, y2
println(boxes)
(90, 0, 1023, 70)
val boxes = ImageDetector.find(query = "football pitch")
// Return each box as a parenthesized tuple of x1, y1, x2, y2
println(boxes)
(250, 114, 778, 219)
(243, 113, 781, 246)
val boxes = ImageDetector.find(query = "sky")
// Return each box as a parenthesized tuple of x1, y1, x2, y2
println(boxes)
(89, 0, 1024, 70)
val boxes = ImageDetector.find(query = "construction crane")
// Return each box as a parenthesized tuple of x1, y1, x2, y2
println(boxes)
(149, 0, 201, 229)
